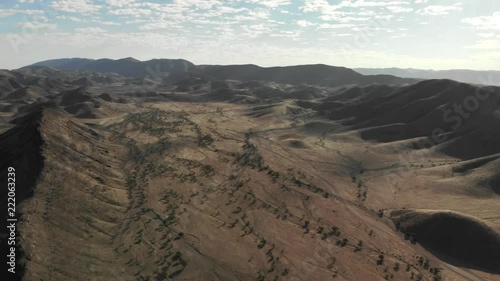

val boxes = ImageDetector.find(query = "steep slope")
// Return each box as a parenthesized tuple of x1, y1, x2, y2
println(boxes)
(0, 105, 47, 280)
(0, 105, 46, 204)
(16, 108, 131, 281)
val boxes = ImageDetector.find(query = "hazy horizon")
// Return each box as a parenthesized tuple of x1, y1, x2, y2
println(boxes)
(7, 56, 500, 72)
(1, 0, 500, 70)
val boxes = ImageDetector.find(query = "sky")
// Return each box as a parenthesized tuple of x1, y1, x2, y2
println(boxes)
(0, 0, 500, 70)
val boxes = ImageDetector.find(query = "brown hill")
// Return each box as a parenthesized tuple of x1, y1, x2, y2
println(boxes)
(311, 80, 500, 159)
(2, 63, 500, 281)
(0, 70, 23, 93)
(4, 86, 49, 102)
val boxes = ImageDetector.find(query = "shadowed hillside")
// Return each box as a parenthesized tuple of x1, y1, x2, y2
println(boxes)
(308, 79, 500, 159)
(0, 106, 46, 205)
(391, 209, 500, 274)
(0, 105, 48, 280)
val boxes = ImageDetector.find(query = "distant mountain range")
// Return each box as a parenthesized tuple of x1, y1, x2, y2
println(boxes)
(31, 58, 196, 80)
(26, 58, 418, 87)
(25, 58, 500, 87)
(355, 68, 500, 86)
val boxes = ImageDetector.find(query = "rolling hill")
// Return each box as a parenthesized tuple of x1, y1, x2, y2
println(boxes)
(0, 60, 499, 281)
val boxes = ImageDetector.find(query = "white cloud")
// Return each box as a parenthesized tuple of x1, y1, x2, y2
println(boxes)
(301, 0, 410, 32)
(389, 33, 409, 39)
(232, 8, 270, 21)
(108, 8, 152, 16)
(269, 30, 301, 39)
(0, 0, 497, 71)
(302, 0, 328, 13)
(56, 15, 85, 22)
(96, 20, 121, 26)
(215, 6, 248, 15)
(342, 0, 411, 8)
(357, 10, 376, 16)
(386, 6, 412, 13)
(417, 3, 462, 16)
(138, 21, 183, 31)
(17, 21, 57, 30)
(3, 27, 500, 71)
(316, 10, 351, 21)
(462, 12, 500, 31)
(105, 0, 136, 7)
(244, 0, 291, 8)
(297, 20, 315, 27)
(318, 23, 356, 29)
(172, 0, 221, 10)
(0, 9, 43, 18)
(302, 0, 411, 12)
(465, 39, 500, 50)
(75, 27, 106, 33)
(50, 0, 102, 13)
(55, 15, 121, 26)
(478, 33, 496, 38)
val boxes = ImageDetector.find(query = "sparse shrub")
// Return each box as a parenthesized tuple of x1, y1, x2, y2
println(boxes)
(257, 239, 267, 249)
(281, 268, 289, 276)
(423, 259, 430, 269)
(317, 226, 324, 234)
(378, 210, 384, 218)
(302, 220, 309, 229)
(331, 226, 340, 236)
(174, 232, 184, 240)
(377, 254, 385, 265)
(336, 238, 348, 247)
(355, 240, 363, 252)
